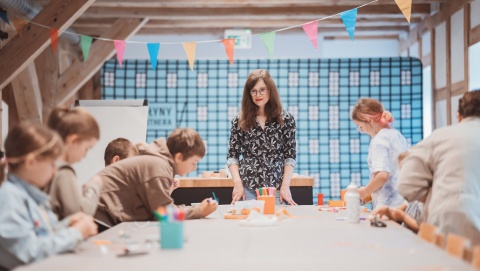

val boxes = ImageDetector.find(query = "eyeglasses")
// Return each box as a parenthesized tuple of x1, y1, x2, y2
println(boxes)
(250, 88, 268, 96)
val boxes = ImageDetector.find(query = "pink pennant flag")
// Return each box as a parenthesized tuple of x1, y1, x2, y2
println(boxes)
(302, 21, 318, 50)
(50, 28, 58, 54)
(114, 40, 126, 68)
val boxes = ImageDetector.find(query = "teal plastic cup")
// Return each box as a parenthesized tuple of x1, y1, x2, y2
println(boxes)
(160, 221, 184, 249)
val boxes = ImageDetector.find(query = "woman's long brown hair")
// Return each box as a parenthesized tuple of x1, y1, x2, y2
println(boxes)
(239, 69, 283, 131)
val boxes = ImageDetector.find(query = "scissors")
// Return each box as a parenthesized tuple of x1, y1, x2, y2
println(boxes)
(370, 216, 387, 228)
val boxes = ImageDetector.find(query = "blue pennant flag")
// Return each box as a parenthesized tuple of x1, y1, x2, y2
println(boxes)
(340, 8, 358, 41)
(0, 10, 9, 24)
(147, 43, 160, 70)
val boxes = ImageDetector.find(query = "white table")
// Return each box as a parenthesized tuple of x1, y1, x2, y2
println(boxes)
(16, 206, 475, 271)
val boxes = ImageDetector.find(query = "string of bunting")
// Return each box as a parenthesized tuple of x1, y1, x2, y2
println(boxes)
(2, 0, 412, 71)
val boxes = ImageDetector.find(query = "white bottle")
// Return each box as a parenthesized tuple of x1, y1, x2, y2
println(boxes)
(345, 182, 360, 223)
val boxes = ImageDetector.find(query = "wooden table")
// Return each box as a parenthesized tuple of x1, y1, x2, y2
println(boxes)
(172, 175, 314, 205)
(16, 206, 474, 271)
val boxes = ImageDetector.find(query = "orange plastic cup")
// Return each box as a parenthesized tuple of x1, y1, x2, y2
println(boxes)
(257, 196, 275, 214)
(317, 193, 324, 206)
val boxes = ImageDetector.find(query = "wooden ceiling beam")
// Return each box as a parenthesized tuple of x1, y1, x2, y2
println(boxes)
(82, 0, 445, 7)
(75, 14, 426, 21)
(55, 18, 148, 105)
(0, 0, 96, 91)
(10, 64, 43, 123)
(81, 5, 431, 19)
(70, 26, 410, 37)
(73, 16, 422, 28)
(38, 0, 445, 8)
(137, 25, 409, 35)
(34, 44, 61, 122)
(324, 35, 399, 40)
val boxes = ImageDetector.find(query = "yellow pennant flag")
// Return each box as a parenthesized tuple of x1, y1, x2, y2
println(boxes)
(395, 0, 412, 23)
(182, 42, 197, 70)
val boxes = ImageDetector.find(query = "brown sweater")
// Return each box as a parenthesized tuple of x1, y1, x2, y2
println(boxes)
(93, 138, 202, 226)
(45, 161, 102, 220)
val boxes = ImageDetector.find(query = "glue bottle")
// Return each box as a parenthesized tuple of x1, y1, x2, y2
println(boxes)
(345, 182, 360, 223)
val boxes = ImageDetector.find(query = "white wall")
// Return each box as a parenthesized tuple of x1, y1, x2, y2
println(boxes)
(436, 99, 447, 128)
(123, 34, 399, 60)
(450, 8, 465, 84)
(469, 42, 480, 91)
(451, 94, 462, 125)
(435, 22, 447, 89)
(421, 31, 431, 57)
(471, 0, 480, 28)
(423, 66, 432, 138)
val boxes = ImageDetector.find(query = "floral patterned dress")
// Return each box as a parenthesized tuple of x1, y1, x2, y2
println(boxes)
(227, 110, 296, 189)
(367, 128, 409, 208)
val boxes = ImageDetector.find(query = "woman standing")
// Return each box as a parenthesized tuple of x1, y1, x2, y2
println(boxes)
(227, 69, 297, 205)
(351, 98, 408, 209)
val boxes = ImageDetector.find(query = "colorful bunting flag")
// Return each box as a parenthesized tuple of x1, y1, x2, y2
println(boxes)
(395, 0, 412, 23)
(49, 28, 59, 53)
(302, 21, 318, 50)
(12, 18, 27, 37)
(340, 8, 358, 41)
(0, 9, 9, 24)
(260, 32, 276, 59)
(182, 42, 197, 70)
(81, 35, 93, 62)
(147, 43, 160, 70)
(114, 40, 126, 68)
(221, 38, 235, 65)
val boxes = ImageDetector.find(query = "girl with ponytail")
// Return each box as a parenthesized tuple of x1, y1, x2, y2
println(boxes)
(44, 106, 101, 220)
(351, 98, 409, 209)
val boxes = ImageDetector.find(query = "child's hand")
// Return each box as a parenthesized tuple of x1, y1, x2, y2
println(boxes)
(372, 206, 405, 223)
(71, 215, 98, 238)
(171, 178, 180, 191)
(67, 212, 88, 226)
(358, 187, 368, 199)
(200, 198, 218, 218)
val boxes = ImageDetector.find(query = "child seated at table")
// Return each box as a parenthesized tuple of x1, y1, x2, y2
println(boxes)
(0, 123, 97, 270)
(104, 137, 137, 166)
(90, 128, 217, 227)
(371, 151, 424, 233)
(44, 106, 101, 220)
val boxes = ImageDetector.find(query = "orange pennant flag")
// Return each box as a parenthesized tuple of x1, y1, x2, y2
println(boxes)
(182, 42, 197, 71)
(50, 28, 59, 54)
(221, 38, 235, 65)
(395, 0, 412, 23)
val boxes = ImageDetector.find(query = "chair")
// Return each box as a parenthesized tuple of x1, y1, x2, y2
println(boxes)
(445, 233, 470, 259)
(435, 233, 445, 248)
(471, 246, 480, 270)
(418, 223, 439, 244)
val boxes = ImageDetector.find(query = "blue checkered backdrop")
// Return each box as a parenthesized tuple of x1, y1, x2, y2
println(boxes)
(101, 58, 423, 204)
